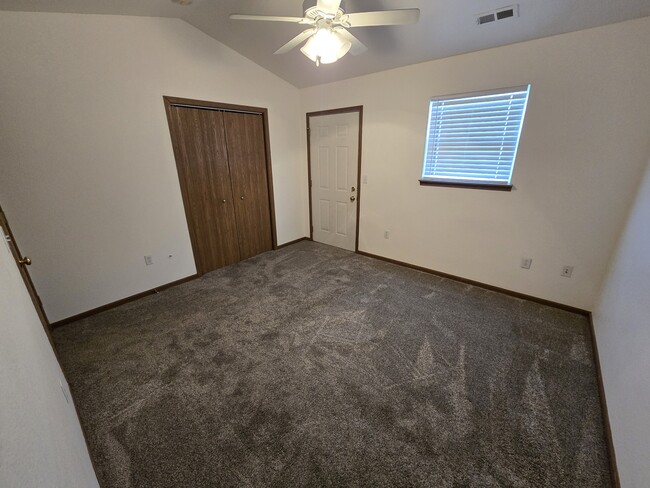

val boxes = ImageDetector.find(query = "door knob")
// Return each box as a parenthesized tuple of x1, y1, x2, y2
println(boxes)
(350, 195, 356, 202)
(240, 196, 245, 200)
(222, 199, 227, 203)
(19, 256, 31, 265)
(351, 186, 356, 192)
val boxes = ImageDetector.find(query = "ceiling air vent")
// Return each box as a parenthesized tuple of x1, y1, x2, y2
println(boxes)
(476, 5, 519, 26)
(478, 13, 496, 25)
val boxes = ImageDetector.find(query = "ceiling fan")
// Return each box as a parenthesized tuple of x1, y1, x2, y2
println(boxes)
(230, 0, 420, 66)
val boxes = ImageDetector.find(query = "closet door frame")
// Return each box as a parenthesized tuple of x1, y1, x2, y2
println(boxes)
(163, 96, 278, 274)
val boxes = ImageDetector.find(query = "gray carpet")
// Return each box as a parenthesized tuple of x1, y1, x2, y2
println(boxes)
(53, 241, 612, 487)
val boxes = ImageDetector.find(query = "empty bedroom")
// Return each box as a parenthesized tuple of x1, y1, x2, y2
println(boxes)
(1, 1, 649, 487)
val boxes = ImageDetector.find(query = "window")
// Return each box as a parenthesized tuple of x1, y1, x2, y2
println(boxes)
(420, 85, 530, 190)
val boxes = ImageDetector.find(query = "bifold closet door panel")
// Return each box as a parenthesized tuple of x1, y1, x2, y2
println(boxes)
(169, 107, 241, 273)
(223, 112, 273, 260)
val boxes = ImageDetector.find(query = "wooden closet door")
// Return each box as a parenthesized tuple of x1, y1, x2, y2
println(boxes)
(223, 112, 273, 260)
(168, 107, 240, 273)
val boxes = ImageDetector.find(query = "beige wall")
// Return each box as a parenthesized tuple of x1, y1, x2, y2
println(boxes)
(301, 17, 650, 310)
(0, 228, 99, 487)
(1, 9, 649, 486)
(593, 157, 650, 488)
(0, 12, 308, 322)
(3, 12, 647, 319)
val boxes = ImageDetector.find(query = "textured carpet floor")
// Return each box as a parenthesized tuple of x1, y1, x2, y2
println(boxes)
(53, 241, 611, 487)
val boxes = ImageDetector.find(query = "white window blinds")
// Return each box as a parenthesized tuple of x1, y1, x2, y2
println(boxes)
(421, 85, 530, 187)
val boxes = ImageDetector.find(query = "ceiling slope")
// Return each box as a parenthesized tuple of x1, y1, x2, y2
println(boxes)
(1, 0, 649, 87)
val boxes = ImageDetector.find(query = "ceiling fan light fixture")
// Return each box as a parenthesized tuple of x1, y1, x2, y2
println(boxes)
(300, 28, 351, 65)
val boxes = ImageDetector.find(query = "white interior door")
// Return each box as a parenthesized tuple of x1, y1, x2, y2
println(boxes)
(309, 111, 359, 251)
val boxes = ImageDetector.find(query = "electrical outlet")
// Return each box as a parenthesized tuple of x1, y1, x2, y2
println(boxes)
(384, 230, 390, 239)
(561, 265, 574, 278)
(144, 255, 154, 266)
(521, 257, 532, 269)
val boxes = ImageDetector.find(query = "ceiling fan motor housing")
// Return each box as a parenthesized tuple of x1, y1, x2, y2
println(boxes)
(303, 0, 346, 18)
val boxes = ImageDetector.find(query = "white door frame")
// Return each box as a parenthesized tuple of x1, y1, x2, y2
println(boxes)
(306, 106, 363, 252)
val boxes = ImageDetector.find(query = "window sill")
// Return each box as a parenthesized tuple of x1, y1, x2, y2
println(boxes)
(418, 180, 513, 191)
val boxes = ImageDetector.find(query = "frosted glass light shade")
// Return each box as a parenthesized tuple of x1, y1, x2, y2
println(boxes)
(301, 28, 351, 65)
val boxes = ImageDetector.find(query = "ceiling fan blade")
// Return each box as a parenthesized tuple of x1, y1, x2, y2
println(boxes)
(344, 9, 420, 27)
(316, 0, 342, 15)
(335, 29, 367, 56)
(230, 14, 313, 24)
(274, 29, 316, 54)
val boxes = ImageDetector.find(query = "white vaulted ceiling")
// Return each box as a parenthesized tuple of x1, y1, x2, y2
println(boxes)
(1, 0, 649, 87)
